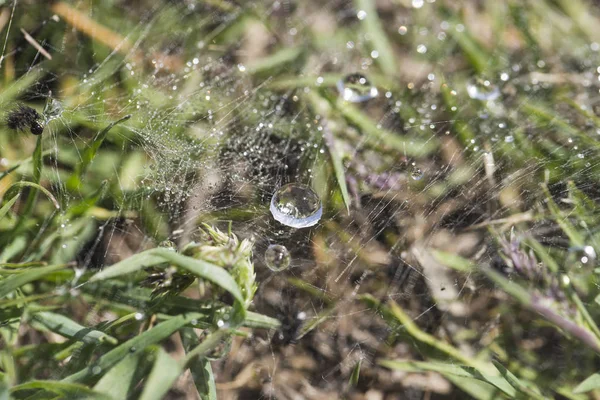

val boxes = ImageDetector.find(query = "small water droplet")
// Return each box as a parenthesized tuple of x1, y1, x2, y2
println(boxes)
(410, 167, 424, 181)
(270, 183, 322, 228)
(569, 245, 596, 266)
(265, 244, 291, 272)
(92, 366, 102, 375)
(336, 73, 378, 103)
(466, 78, 500, 101)
(134, 312, 144, 321)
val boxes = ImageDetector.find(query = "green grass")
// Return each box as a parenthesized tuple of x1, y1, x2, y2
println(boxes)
(2, 0, 600, 399)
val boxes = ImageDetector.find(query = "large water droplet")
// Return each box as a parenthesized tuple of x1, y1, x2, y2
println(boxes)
(466, 78, 500, 101)
(337, 73, 379, 103)
(270, 183, 322, 228)
(265, 244, 291, 271)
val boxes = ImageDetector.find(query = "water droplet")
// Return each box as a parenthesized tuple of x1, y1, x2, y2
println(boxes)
(569, 245, 596, 266)
(134, 312, 144, 320)
(270, 183, 322, 228)
(336, 73, 379, 103)
(43, 98, 64, 122)
(129, 346, 137, 353)
(92, 366, 102, 375)
(466, 78, 500, 101)
(265, 244, 291, 272)
(411, 167, 424, 181)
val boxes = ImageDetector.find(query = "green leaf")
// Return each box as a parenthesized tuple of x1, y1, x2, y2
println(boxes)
(32, 311, 117, 345)
(94, 352, 144, 399)
(379, 359, 516, 397)
(90, 248, 245, 307)
(0, 194, 19, 220)
(492, 360, 545, 399)
(64, 313, 197, 383)
(181, 328, 217, 400)
(10, 380, 112, 399)
(88, 250, 165, 281)
(574, 372, 600, 393)
(445, 374, 498, 400)
(0, 264, 66, 298)
(139, 349, 182, 400)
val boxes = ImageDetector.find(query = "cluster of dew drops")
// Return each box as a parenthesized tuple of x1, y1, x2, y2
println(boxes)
(266, 64, 500, 270)
(267, 1, 600, 272)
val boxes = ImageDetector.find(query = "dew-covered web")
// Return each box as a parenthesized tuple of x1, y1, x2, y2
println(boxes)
(4, 0, 600, 397)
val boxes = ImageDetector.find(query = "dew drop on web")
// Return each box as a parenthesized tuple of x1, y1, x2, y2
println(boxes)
(265, 244, 291, 272)
(270, 183, 322, 228)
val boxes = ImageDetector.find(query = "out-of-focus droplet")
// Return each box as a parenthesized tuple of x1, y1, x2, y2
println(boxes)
(336, 73, 379, 103)
(265, 244, 291, 271)
(466, 78, 500, 101)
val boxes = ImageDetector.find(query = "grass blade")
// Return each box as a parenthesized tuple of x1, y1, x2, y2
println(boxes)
(379, 359, 516, 397)
(492, 360, 544, 399)
(181, 327, 217, 400)
(63, 313, 197, 383)
(574, 372, 600, 394)
(336, 101, 438, 157)
(94, 352, 144, 399)
(0, 194, 19, 221)
(139, 349, 182, 400)
(349, 358, 361, 387)
(0, 264, 67, 298)
(246, 47, 302, 75)
(8, 181, 60, 210)
(324, 127, 350, 213)
(355, 0, 396, 76)
(32, 311, 117, 345)
(90, 248, 245, 307)
(10, 380, 112, 399)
